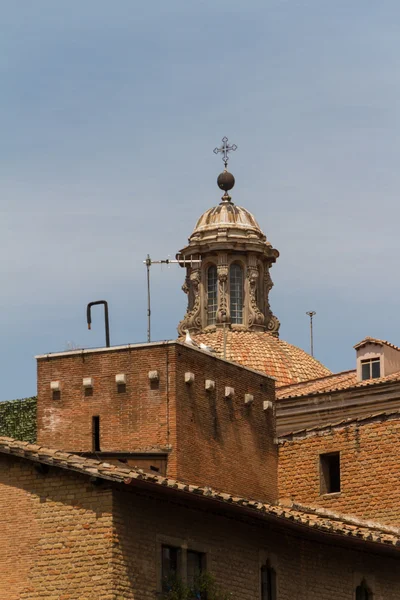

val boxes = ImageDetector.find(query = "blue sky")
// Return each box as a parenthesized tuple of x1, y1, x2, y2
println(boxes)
(1, 1, 400, 400)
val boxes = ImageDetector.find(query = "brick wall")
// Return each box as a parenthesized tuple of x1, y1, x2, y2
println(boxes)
(278, 414, 400, 525)
(113, 486, 400, 600)
(174, 343, 277, 502)
(0, 454, 399, 600)
(0, 454, 113, 600)
(37, 344, 177, 454)
(37, 342, 276, 502)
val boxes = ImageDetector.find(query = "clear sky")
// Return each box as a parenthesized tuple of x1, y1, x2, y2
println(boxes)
(1, 1, 400, 401)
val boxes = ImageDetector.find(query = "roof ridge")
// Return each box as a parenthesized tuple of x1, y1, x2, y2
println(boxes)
(354, 336, 400, 352)
(278, 369, 356, 391)
(278, 409, 400, 440)
(277, 368, 400, 400)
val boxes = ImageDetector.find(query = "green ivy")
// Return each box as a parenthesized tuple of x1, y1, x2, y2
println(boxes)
(0, 396, 37, 442)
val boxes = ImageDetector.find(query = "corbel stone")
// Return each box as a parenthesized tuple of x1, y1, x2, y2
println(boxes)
(225, 386, 235, 399)
(148, 370, 159, 382)
(244, 393, 254, 405)
(205, 379, 215, 392)
(185, 372, 195, 384)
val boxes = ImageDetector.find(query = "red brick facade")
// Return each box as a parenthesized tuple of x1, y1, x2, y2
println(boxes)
(278, 413, 400, 526)
(37, 342, 277, 502)
(0, 452, 399, 600)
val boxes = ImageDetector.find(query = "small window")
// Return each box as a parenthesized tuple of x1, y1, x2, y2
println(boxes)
(356, 580, 372, 600)
(261, 563, 276, 600)
(161, 545, 179, 592)
(361, 358, 380, 381)
(320, 452, 340, 494)
(207, 265, 218, 325)
(92, 416, 100, 452)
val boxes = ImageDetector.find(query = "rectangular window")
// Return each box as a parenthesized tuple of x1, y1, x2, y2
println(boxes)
(92, 416, 100, 452)
(361, 358, 380, 380)
(207, 266, 218, 325)
(320, 452, 341, 494)
(187, 550, 205, 596)
(161, 545, 179, 592)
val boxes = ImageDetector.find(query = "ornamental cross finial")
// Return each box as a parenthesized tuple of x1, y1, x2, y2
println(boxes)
(213, 136, 237, 168)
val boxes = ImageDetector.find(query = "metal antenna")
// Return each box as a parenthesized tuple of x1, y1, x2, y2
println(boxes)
(87, 301, 110, 347)
(306, 311, 316, 357)
(213, 136, 237, 168)
(143, 255, 202, 343)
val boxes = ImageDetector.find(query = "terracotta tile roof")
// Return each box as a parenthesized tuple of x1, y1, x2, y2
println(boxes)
(277, 370, 357, 399)
(180, 330, 331, 387)
(354, 337, 400, 352)
(1, 436, 399, 552)
(279, 410, 400, 440)
(277, 368, 400, 399)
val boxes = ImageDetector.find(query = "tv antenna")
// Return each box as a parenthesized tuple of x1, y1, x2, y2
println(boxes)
(144, 254, 202, 343)
(306, 311, 316, 357)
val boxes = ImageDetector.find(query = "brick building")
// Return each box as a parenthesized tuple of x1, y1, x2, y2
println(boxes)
(2, 437, 400, 599)
(2, 160, 400, 598)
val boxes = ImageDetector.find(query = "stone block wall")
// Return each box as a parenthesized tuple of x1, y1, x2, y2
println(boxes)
(0, 454, 113, 600)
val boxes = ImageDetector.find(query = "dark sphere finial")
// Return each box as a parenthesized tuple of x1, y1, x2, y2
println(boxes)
(217, 170, 235, 193)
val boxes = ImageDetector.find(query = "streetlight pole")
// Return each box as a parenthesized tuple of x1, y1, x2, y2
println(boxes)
(306, 311, 316, 357)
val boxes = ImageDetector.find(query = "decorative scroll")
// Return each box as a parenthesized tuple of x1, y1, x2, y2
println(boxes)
(216, 262, 229, 324)
(264, 268, 280, 336)
(177, 268, 202, 335)
(247, 265, 265, 328)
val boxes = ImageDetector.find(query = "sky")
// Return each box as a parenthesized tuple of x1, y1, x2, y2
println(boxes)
(1, 0, 400, 401)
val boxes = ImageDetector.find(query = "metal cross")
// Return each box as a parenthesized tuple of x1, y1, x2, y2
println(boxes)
(213, 136, 237, 168)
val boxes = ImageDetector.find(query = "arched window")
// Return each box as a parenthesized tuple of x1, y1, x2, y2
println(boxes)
(356, 580, 372, 600)
(230, 263, 243, 324)
(261, 563, 276, 600)
(207, 265, 218, 325)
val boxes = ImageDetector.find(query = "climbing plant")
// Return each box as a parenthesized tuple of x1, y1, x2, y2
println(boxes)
(160, 572, 232, 600)
(0, 396, 37, 442)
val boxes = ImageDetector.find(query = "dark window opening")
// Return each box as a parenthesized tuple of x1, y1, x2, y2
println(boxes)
(361, 358, 380, 381)
(161, 545, 179, 592)
(187, 550, 206, 599)
(52, 390, 61, 401)
(207, 265, 218, 325)
(320, 452, 341, 494)
(92, 416, 100, 452)
(117, 383, 126, 393)
(230, 263, 244, 324)
(150, 465, 160, 472)
(356, 580, 372, 600)
(85, 386, 94, 397)
(261, 563, 276, 600)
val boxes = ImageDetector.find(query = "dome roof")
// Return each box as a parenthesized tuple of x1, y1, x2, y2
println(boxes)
(189, 201, 266, 244)
(185, 330, 331, 387)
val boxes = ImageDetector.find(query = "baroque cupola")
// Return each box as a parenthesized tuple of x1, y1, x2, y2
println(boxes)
(177, 137, 280, 337)
(176, 138, 331, 387)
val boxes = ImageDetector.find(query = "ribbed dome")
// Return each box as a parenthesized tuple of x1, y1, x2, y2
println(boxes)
(189, 202, 266, 244)
(184, 330, 331, 387)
